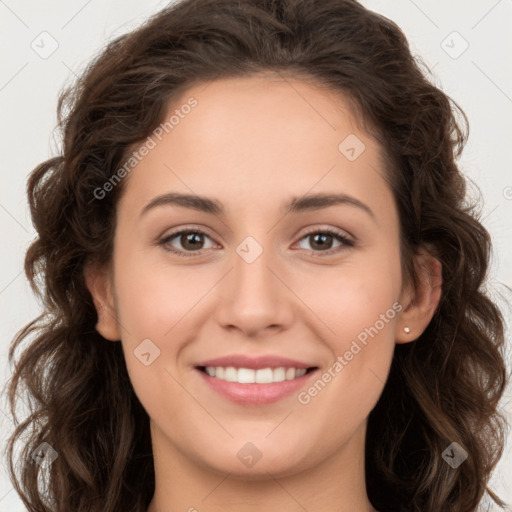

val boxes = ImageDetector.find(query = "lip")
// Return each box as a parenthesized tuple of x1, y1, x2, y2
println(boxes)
(195, 354, 315, 370)
(194, 355, 319, 406)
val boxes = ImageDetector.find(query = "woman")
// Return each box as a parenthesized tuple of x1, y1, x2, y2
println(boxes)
(6, 1, 509, 511)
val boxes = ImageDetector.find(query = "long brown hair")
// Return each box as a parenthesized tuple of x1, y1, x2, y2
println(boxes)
(5, 1, 509, 511)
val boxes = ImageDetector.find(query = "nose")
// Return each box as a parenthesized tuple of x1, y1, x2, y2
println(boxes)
(214, 240, 294, 338)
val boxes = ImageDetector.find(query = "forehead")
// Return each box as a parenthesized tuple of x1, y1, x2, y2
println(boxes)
(118, 73, 392, 220)
(174, 72, 366, 148)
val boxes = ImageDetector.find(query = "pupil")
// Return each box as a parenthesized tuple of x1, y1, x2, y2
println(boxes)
(179, 232, 334, 252)
(311, 233, 332, 250)
(183, 233, 203, 250)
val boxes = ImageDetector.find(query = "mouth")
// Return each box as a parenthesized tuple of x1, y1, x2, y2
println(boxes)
(194, 363, 319, 406)
(195, 365, 317, 384)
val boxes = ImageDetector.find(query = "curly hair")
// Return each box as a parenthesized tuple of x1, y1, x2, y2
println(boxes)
(5, 0, 509, 511)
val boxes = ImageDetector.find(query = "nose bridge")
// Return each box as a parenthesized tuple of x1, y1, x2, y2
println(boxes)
(215, 232, 292, 335)
(232, 233, 279, 307)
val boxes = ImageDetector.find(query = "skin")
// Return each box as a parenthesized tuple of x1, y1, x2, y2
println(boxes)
(86, 72, 442, 512)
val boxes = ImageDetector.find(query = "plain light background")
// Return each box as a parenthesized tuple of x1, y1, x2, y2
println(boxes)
(1, 0, 511, 510)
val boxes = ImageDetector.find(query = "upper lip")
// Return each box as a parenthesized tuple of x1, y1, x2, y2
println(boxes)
(195, 355, 317, 370)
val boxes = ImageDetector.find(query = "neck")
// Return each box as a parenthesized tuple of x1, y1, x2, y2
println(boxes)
(146, 420, 376, 512)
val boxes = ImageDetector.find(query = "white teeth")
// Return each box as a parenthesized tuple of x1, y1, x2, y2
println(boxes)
(224, 366, 237, 382)
(272, 367, 286, 382)
(203, 366, 310, 383)
(255, 368, 273, 384)
(238, 368, 255, 383)
(285, 367, 295, 380)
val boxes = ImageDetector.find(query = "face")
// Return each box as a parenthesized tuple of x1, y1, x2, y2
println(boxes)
(89, 73, 425, 479)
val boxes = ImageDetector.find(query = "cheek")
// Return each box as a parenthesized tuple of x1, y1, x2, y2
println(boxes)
(327, 272, 400, 349)
(113, 245, 209, 340)
(295, 248, 402, 345)
(293, 250, 402, 408)
(109, 248, 190, 386)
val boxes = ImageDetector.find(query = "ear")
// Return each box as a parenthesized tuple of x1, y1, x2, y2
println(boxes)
(395, 249, 442, 344)
(84, 264, 121, 341)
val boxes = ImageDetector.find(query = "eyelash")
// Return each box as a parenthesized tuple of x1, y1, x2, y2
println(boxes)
(158, 226, 355, 258)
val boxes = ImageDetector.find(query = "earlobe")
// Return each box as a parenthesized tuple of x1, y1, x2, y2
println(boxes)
(395, 250, 442, 344)
(84, 264, 121, 342)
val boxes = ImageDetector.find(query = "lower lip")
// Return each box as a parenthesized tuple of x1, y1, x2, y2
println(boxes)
(196, 368, 317, 405)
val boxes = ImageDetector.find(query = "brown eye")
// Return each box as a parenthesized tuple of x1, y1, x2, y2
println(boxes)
(308, 233, 335, 251)
(160, 229, 216, 257)
(296, 229, 354, 254)
(178, 232, 205, 251)
(159, 227, 354, 258)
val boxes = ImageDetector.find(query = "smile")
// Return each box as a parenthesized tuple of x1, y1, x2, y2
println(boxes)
(199, 366, 312, 384)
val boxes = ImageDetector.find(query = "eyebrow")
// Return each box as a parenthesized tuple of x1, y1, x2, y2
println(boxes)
(139, 192, 375, 220)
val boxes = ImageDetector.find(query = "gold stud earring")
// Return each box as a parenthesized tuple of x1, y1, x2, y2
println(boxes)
(403, 326, 411, 334)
